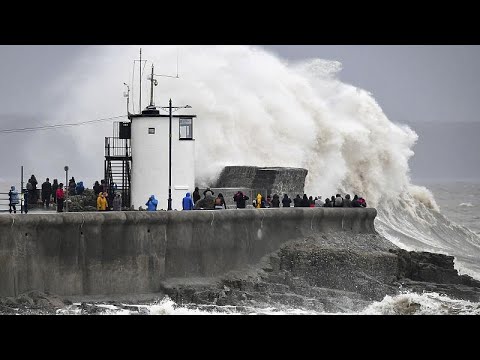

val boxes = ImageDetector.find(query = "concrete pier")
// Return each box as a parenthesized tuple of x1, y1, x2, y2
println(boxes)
(0, 208, 377, 297)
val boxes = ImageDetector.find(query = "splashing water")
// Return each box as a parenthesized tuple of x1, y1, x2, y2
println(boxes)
(46, 45, 480, 281)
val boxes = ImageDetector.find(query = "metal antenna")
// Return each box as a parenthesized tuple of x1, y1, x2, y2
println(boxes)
(139, 48, 142, 111)
(154, 50, 181, 79)
(123, 82, 130, 114)
(147, 63, 158, 107)
(133, 48, 147, 112)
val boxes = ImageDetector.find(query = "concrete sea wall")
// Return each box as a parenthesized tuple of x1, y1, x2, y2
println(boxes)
(0, 208, 377, 297)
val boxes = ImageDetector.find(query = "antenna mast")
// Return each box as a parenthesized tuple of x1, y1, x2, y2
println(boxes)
(148, 63, 158, 108)
(139, 48, 142, 111)
(133, 48, 148, 113)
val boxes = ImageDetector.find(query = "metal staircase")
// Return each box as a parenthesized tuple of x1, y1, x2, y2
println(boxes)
(104, 122, 132, 208)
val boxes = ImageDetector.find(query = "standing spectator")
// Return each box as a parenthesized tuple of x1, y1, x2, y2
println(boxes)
(112, 192, 122, 211)
(214, 193, 227, 209)
(343, 194, 352, 207)
(97, 192, 108, 211)
(192, 187, 201, 205)
(51, 179, 59, 204)
(331, 196, 336, 207)
(68, 177, 76, 196)
(301, 194, 310, 207)
(75, 181, 85, 195)
(323, 198, 333, 207)
(29, 175, 38, 204)
(293, 195, 302, 207)
(271, 194, 280, 208)
(26, 179, 34, 204)
(282, 194, 292, 208)
(145, 195, 158, 211)
(23, 188, 29, 213)
(265, 195, 272, 208)
(309, 196, 315, 207)
(41, 178, 52, 209)
(351, 195, 361, 207)
(101, 179, 108, 193)
(255, 193, 263, 209)
(358, 197, 367, 208)
(335, 194, 344, 207)
(182, 192, 194, 210)
(315, 196, 324, 207)
(8, 186, 19, 214)
(56, 183, 65, 212)
(93, 181, 102, 195)
(203, 188, 214, 198)
(233, 191, 249, 209)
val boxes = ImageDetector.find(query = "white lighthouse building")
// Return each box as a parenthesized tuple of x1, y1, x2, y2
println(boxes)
(127, 61, 196, 210)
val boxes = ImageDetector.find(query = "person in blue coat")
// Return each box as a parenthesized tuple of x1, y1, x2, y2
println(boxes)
(182, 192, 194, 210)
(75, 181, 85, 196)
(146, 195, 158, 211)
(8, 186, 19, 214)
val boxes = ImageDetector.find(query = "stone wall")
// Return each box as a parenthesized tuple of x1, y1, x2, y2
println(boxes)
(215, 166, 308, 197)
(0, 208, 377, 297)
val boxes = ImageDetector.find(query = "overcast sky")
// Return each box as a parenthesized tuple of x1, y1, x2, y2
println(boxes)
(0, 45, 479, 184)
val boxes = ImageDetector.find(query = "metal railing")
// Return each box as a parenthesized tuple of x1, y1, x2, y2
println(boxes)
(105, 137, 131, 158)
(0, 191, 26, 213)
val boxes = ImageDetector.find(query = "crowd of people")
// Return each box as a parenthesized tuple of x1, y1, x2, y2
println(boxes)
(9, 175, 367, 213)
(181, 188, 367, 210)
(8, 174, 123, 213)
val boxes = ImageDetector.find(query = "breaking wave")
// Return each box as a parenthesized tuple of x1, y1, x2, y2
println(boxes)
(48, 45, 480, 281)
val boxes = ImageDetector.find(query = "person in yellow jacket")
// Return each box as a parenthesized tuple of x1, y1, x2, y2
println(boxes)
(256, 193, 262, 209)
(97, 192, 108, 211)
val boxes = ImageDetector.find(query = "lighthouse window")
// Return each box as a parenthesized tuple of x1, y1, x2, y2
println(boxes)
(148, 128, 156, 134)
(179, 118, 193, 139)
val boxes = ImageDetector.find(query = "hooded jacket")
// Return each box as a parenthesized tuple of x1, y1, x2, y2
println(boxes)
(256, 194, 262, 209)
(9, 186, 19, 205)
(76, 181, 85, 195)
(97, 193, 108, 211)
(183, 192, 194, 210)
(146, 195, 158, 211)
(113, 193, 122, 211)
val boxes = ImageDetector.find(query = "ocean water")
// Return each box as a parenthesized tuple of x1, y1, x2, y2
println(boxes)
(49, 180, 480, 315)
(423, 181, 480, 236)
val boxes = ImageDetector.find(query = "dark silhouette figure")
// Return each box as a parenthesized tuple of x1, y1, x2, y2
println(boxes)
(192, 187, 201, 204)
(41, 178, 52, 208)
(93, 181, 102, 195)
(233, 191, 249, 209)
(52, 179, 59, 204)
(271, 194, 280, 208)
(282, 194, 292, 207)
(301, 194, 310, 207)
(293, 194, 302, 207)
(351, 195, 361, 207)
(323, 198, 333, 207)
(331, 195, 336, 207)
(68, 177, 76, 196)
(28, 175, 38, 204)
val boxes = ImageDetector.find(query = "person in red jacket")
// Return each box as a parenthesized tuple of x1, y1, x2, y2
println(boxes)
(56, 183, 65, 212)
